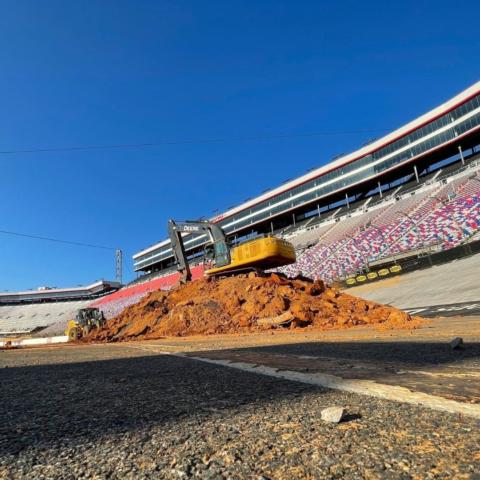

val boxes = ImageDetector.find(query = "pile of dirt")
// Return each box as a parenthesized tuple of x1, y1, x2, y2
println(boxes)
(86, 273, 423, 342)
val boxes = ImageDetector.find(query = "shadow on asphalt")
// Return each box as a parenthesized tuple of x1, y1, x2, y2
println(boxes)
(1, 340, 479, 455)
(227, 340, 480, 365)
(0, 353, 320, 456)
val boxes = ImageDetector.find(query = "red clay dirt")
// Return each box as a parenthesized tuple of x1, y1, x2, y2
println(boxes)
(86, 273, 423, 342)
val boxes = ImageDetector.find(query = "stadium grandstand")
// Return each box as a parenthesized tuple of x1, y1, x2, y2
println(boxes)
(0, 280, 121, 336)
(131, 81, 480, 287)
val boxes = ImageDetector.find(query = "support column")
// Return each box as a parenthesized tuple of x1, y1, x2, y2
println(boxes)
(458, 145, 465, 165)
(414, 165, 419, 183)
(270, 221, 274, 234)
(345, 193, 350, 209)
(317, 204, 321, 217)
(292, 213, 296, 226)
(378, 181, 383, 198)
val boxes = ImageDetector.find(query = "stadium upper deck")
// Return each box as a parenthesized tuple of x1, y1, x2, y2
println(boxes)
(0, 280, 121, 305)
(134, 81, 480, 273)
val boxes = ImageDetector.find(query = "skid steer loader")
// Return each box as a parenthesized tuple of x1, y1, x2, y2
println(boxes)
(65, 307, 105, 341)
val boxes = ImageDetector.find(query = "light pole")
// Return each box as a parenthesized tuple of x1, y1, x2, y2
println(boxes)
(115, 249, 123, 284)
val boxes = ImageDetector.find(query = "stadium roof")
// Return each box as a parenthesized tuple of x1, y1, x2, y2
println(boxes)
(0, 280, 121, 304)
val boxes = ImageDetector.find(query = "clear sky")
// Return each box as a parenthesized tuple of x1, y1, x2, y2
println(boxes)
(0, 0, 479, 291)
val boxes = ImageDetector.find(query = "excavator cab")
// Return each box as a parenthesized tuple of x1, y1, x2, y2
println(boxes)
(212, 239, 230, 267)
(204, 238, 231, 265)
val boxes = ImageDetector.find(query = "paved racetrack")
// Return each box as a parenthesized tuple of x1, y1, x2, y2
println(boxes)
(348, 253, 480, 309)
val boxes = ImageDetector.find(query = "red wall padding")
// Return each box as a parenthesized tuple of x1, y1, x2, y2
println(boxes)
(91, 264, 206, 307)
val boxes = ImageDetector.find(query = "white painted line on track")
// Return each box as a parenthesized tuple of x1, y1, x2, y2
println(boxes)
(184, 354, 480, 419)
(124, 344, 480, 419)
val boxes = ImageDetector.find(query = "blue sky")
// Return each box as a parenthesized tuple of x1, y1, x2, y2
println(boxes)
(0, 0, 479, 290)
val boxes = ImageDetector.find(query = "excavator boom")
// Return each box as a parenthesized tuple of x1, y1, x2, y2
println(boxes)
(168, 219, 231, 283)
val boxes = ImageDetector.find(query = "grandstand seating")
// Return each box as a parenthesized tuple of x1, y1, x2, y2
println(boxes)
(390, 190, 480, 256)
(279, 165, 480, 282)
(0, 300, 90, 335)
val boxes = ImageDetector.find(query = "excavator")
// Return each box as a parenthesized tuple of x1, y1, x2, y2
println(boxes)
(168, 219, 296, 283)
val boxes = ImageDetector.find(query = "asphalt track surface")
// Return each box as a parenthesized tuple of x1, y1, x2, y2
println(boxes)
(348, 253, 480, 309)
(1, 317, 480, 479)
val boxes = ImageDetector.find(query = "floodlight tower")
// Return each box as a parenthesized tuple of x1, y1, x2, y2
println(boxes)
(115, 249, 123, 284)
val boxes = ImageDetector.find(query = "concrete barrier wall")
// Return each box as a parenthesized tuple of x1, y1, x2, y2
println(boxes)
(0, 335, 68, 348)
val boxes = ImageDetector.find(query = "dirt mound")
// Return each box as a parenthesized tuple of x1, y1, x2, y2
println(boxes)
(86, 273, 422, 342)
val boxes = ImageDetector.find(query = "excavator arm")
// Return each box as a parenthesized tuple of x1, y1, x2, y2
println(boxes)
(168, 219, 231, 283)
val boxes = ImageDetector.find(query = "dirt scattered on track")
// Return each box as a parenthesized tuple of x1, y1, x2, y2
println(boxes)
(86, 273, 422, 342)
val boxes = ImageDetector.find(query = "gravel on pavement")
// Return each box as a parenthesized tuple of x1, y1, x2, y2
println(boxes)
(0, 344, 479, 479)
